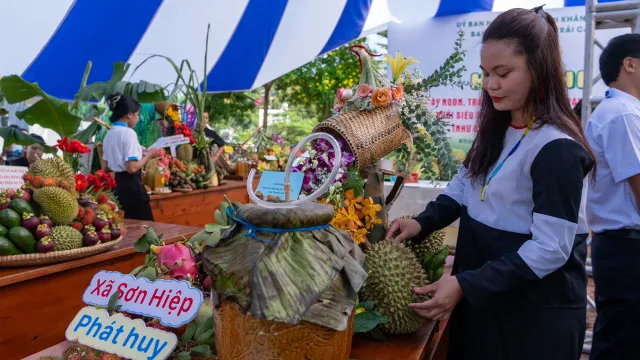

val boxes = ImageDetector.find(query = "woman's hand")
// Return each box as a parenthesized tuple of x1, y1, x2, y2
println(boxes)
(408, 275, 463, 321)
(385, 218, 422, 242)
(147, 147, 161, 158)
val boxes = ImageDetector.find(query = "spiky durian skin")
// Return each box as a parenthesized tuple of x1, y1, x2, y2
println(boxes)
(361, 240, 429, 334)
(408, 229, 446, 260)
(34, 187, 79, 225)
(28, 157, 76, 186)
(51, 226, 83, 251)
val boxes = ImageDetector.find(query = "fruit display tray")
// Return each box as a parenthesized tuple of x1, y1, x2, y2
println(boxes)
(0, 236, 122, 267)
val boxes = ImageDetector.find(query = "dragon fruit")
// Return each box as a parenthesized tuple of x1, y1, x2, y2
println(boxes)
(151, 243, 199, 280)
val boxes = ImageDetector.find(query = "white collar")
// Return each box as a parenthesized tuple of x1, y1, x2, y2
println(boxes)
(605, 88, 640, 107)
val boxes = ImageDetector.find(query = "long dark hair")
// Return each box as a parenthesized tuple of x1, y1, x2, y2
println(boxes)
(107, 93, 141, 122)
(464, 7, 596, 182)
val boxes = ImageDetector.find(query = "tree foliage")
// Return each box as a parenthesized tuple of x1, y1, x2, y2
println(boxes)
(274, 39, 366, 122)
(204, 92, 258, 130)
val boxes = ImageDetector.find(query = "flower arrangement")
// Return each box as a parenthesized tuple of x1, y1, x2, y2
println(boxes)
(54, 136, 92, 173)
(294, 138, 354, 195)
(175, 123, 196, 144)
(327, 188, 382, 245)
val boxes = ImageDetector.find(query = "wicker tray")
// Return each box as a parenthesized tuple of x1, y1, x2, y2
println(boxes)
(0, 236, 123, 267)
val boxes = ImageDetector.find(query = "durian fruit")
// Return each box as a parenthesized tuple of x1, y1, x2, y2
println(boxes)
(361, 240, 429, 334)
(176, 144, 193, 162)
(34, 187, 79, 225)
(28, 157, 75, 186)
(400, 215, 446, 260)
(51, 225, 83, 251)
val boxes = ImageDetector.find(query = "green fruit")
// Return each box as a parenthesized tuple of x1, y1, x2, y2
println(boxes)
(0, 209, 21, 229)
(51, 226, 83, 251)
(176, 144, 193, 162)
(0, 236, 23, 255)
(433, 267, 444, 282)
(8, 226, 36, 253)
(407, 228, 446, 260)
(34, 187, 79, 225)
(430, 247, 449, 272)
(10, 198, 34, 216)
(28, 157, 75, 185)
(361, 240, 428, 334)
(196, 183, 203, 190)
(0, 224, 7, 237)
(421, 253, 435, 272)
(203, 184, 211, 190)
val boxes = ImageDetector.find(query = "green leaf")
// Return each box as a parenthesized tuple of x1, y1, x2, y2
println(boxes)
(204, 224, 218, 233)
(195, 329, 214, 346)
(189, 345, 212, 357)
(361, 299, 376, 312)
(354, 311, 381, 333)
(70, 121, 104, 145)
(195, 317, 214, 339)
(206, 228, 222, 246)
(107, 291, 120, 314)
(175, 352, 192, 360)
(0, 127, 56, 153)
(0, 75, 82, 137)
(134, 234, 151, 253)
(182, 321, 198, 343)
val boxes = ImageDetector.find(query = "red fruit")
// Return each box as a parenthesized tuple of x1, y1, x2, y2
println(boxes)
(23, 173, 34, 183)
(82, 208, 95, 226)
(0, 197, 10, 211)
(98, 228, 112, 243)
(203, 275, 212, 291)
(32, 176, 44, 189)
(22, 213, 41, 230)
(96, 194, 109, 204)
(83, 230, 100, 246)
(59, 179, 72, 191)
(35, 224, 52, 240)
(36, 236, 55, 253)
(77, 207, 85, 219)
(39, 216, 53, 228)
(5, 189, 16, 199)
(71, 221, 84, 231)
(43, 178, 57, 187)
(107, 202, 117, 211)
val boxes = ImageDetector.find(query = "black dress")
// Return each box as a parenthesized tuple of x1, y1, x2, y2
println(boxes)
(114, 170, 154, 221)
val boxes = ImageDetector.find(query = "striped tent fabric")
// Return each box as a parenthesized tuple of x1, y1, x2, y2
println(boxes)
(0, 0, 622, 101)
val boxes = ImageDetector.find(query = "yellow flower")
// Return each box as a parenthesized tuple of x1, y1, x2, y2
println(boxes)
(371, 88, 392, 108)
(365, 215, 382, 230)
(355, 307, 366, 315)
(166, 106, 181, 124)
(350, 228, 368, 245)
(344, 189, 364, 210)
(361, 197, 382, 218)
(335, 204, 363, 230)
(384, 51, 420, 83)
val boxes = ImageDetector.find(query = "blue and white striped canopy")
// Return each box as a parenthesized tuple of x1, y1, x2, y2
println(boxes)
(0, 0, 619, 101)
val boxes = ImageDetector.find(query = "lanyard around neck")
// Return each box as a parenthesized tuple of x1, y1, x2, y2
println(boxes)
(480, 117, 536, 201)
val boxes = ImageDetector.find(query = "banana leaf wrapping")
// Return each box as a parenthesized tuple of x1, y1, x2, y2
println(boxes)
(203, 202, 367, 331)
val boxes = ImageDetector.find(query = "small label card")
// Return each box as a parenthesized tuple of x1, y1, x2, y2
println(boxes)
(82, 270, 203, 328)
(66, 307, 177, 360)
(0, 165, 27, 190)
(148, 135, 190, 149)
(256, 171, 304, 200)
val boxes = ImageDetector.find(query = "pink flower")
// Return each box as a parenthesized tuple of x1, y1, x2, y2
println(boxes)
(333, 102, 343, 112)
(357, 84, 372, 97)
(341, 88, 353, 101)
(336, 88, 345, 102)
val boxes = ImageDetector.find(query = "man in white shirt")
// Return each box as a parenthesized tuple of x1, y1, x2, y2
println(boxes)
(586, 34, 640, 360)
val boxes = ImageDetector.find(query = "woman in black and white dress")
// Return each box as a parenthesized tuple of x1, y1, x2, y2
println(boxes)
(387, 7, 595, 360)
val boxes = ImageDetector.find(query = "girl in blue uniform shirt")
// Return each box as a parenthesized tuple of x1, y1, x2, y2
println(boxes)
(387, 7, 595, 360)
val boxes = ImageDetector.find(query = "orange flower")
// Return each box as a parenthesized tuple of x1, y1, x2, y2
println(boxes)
(371, 88, 392, 107)
(392, 84, 404, 101)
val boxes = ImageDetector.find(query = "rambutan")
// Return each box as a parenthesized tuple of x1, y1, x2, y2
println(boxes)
(43, 178, 57, 187)
(32, 176, 44, 189)
(82, 208, 95, 226)
(59, 179, 73, 191)
(77, 207, 85, 219)
(23, 173, 34, 183)
(71, 221, 84, 231)
(96, 193, 109, 204)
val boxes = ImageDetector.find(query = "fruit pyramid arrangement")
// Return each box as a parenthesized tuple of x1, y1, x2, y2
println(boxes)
(0, 158, 125, 257)
(169, 158, 214, 190)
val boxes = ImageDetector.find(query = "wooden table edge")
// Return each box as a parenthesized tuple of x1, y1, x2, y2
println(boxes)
(148, 180, 245, 200)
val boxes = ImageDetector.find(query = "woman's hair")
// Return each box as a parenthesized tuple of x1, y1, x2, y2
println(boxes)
(464, 7, 596, 182)
(107, 93, 141, 122)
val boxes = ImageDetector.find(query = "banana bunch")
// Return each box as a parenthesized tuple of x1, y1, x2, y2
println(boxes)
(420, 245, 449, 283)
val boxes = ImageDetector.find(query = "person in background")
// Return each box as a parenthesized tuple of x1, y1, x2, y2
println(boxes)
(585, 34, 640, 360)
(102, 93, 160, 221)
(387, 7, 594, 359)
(202, 111, 226, 162)
(0, 125, 28, 164)
(4, 134, 45, 167)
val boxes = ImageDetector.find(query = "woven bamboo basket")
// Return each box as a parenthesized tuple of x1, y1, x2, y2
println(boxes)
(313, 105, 411, 176)
(214, 300, 355, 360)
(0, 236, 122, 267)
